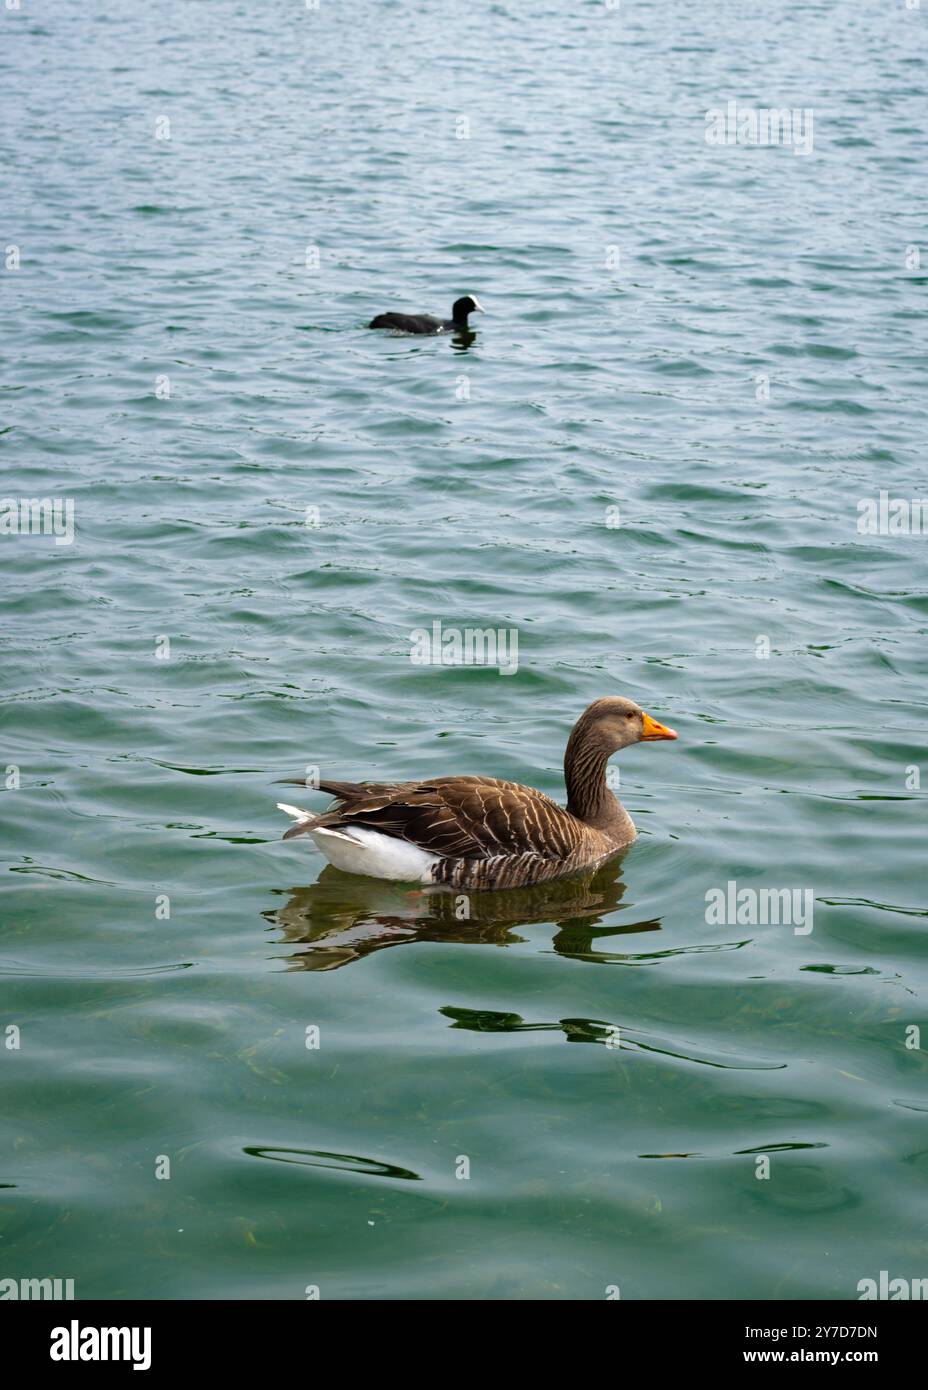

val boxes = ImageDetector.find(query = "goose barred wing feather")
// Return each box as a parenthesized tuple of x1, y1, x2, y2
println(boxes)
(318, 776, 585, 863)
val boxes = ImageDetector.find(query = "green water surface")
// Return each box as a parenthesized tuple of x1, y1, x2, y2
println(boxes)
(1, 0, 926, 1300)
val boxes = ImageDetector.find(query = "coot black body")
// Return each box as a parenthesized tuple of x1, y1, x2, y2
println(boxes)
(368, 295, 484, 334)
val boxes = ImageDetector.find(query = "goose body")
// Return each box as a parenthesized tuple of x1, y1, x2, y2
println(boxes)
(368, 295, 484, 335)
(277, 697, 677, 891)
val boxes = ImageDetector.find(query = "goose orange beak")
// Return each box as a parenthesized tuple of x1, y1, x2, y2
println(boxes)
(641, 711, 678, 741)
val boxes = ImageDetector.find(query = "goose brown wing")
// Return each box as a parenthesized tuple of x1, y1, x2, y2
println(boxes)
(277, 777, 418, 800)
(320, 776, 583, 862)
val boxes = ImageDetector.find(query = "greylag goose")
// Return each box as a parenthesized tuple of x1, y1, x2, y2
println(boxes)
(277, 696, 677, 891)
(368, 295, 484, 334)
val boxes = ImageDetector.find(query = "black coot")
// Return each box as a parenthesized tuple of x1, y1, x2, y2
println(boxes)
(368, 295, 485, 334)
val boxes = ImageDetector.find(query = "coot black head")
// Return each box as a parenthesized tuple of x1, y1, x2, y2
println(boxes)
(451, 296, 485, 327)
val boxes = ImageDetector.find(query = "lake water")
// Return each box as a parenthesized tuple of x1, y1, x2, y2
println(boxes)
(1, 0, 926, 1300)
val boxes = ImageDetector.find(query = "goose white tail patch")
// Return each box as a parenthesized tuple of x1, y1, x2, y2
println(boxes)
(309, 825, 438, 883)
(309, 825, 364, 846)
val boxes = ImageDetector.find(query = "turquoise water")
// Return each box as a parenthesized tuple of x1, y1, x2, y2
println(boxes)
(2, 0, 926, 1300)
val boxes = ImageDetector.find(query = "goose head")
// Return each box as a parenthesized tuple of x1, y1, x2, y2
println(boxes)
(563, 696, 676, 829)
(573, 696, 678, 755)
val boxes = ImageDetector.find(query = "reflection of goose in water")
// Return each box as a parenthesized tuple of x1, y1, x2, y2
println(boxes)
(264, 858, 662, 971)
